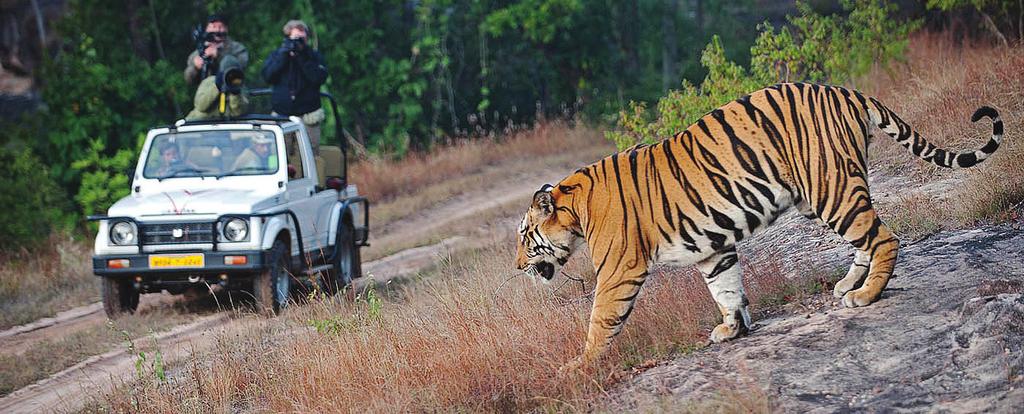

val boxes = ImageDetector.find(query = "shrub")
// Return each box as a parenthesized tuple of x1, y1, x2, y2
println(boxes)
(0, 148, 68, 250)
(71, 139, 137, 218)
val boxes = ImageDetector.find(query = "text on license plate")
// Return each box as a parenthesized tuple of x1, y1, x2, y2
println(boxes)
(149, 254, 205, 268)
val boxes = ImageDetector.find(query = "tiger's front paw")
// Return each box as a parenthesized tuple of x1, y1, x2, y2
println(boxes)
(842, 289, 878, 308)
(833, 277, 860, 298)
(557, 356, 585, 378)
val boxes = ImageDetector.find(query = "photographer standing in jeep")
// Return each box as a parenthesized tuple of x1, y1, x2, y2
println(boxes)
(261, 20, 329, 154)
(184, 14, 249, 87)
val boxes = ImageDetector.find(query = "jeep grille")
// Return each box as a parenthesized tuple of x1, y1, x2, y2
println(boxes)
(141, 222, 215, 245)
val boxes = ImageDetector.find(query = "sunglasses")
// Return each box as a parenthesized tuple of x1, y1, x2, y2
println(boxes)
(209, 32, 227, 38)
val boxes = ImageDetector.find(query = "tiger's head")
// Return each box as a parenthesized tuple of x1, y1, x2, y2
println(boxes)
(515, 184, 582, 282)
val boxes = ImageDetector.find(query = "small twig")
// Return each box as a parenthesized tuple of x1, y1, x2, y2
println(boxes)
(551, 270, 594, 307)
(492, 272, 519, 300)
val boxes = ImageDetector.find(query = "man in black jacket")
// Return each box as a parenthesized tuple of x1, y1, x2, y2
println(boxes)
(261, 20, 328, 154)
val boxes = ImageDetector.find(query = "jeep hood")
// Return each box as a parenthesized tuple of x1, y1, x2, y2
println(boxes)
(108, 188, 277, 218)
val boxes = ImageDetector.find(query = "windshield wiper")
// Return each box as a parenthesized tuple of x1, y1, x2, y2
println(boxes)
(216, 166, 267, 179)
(158, 167, 212, 181)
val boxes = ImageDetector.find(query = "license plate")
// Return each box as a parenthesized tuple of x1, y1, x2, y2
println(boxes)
(149, 254, 205, 269)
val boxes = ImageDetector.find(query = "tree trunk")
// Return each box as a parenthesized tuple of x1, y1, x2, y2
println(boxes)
(661, 0, 679, 90)
(29, 0, 45, 52)
(619, 0, 640, 79)
(980, 10, 1009, 47)
(695, 0, 704, 32)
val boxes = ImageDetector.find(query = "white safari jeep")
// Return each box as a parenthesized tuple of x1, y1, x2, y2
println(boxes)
(90, 94, 368, 316)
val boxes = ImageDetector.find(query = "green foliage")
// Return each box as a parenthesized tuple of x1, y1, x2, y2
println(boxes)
(483, 0, 582, 43)
(362, 281, 384, 320)
(607, 36, 767, 149)
(752, 0, 921, 84)
(71, 139, 137, 218)
(119, 327, 167, 383)
(0, 148, 68, 250)
(609, 0, 920, 149)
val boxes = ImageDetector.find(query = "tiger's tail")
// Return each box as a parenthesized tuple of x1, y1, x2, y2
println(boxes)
(864, 97, 1004, 169)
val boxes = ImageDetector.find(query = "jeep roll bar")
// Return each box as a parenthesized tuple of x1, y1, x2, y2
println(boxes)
(248, 88, 348, 188)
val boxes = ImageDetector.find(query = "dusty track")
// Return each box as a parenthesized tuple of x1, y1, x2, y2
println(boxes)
(369, 169, 569, 257)
(0, 294, 181, 356)
(0, 313, 232, 413)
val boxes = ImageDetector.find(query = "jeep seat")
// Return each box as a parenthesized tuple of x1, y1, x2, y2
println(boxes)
(317, 145, 343, 187)
(187, 146, 222, 172)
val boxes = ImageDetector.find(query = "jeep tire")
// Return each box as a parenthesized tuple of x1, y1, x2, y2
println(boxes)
(323, 221, 361, 299)
(254, 240, 290, 315)
(102, 277, 139, 317)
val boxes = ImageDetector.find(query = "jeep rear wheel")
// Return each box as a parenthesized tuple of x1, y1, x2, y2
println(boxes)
(102, 277, 139, 317)
(254, 240, 290, 315)
(323, 221, 361, 299)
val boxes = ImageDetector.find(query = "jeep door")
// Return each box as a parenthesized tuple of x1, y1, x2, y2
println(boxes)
(281, 130, 335, 256)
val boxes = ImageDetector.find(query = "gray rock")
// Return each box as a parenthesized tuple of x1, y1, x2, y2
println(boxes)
(606, 224, 1024, 413)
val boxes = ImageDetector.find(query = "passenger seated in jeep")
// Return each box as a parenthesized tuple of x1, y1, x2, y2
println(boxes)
(230, 135, 277, 172)
(155, 142, 200, 177)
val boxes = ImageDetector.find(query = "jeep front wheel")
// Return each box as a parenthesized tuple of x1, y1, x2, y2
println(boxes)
(254, 240, 290, 315)
(102, 277, 139, 317)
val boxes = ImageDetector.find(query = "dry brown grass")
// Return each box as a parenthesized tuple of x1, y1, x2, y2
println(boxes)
(0, 233, 95, 329)
(95, 232, 828, 412)
(353, 121, 606, 206)
(861, 33, 1024, 234)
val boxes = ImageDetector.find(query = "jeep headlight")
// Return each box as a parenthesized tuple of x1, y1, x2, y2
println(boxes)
(110, 221, 137, 246)
(223, 218, 249, 242)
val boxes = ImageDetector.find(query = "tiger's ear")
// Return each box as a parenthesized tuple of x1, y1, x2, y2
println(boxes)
(532, 184, 555, 217)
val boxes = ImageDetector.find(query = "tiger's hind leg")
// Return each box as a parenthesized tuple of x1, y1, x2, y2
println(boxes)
(696, 247, 752, 342)
(827, 203, 900, 308)
(797, 194, 876, 299)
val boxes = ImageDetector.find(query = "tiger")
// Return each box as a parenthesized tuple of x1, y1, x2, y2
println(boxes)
(514, 82, 1004, 373)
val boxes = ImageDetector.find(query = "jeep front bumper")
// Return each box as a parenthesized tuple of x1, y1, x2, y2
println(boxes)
(93, 250, 268, 278)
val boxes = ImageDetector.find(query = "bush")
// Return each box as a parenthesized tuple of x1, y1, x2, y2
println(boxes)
(72, 139, 137, 218)
(608, 0, 920, 149)
(0, 149, 68, 250)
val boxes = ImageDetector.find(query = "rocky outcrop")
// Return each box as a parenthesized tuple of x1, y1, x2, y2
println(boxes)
(608, 224, 1024, 413)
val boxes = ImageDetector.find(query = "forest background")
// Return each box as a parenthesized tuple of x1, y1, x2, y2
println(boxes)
(0, 0, 1020, 249)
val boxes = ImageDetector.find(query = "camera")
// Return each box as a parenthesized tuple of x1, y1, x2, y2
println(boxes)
(216, 67, 245, 95)
(283, 37, 306, 54)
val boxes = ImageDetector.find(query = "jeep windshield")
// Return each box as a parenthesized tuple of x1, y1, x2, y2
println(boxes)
(143, 130, 280, 180)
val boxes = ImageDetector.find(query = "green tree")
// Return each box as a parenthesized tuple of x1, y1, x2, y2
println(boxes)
(609, 0, 920, 149)
(0, 148, 68, 250)
(927, 0, 1023, 44)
